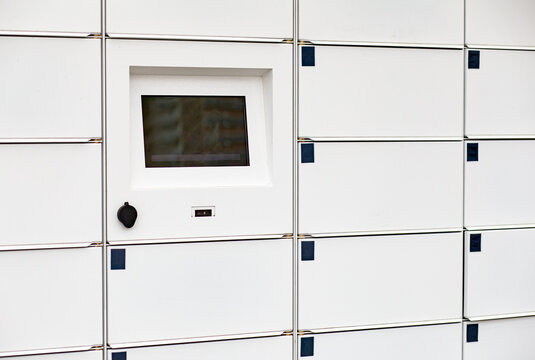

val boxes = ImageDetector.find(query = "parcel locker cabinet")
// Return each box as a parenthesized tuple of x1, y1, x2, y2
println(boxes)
(0, 0, 99, 34)
(466, 50, 535, 137)
(299, 46, 463, 138)
(299, 323, 461, 359)
(107, 239, 292, 345)
(465, 229, 535, 319)
(464, 317, 535, 360)
(0, 37, 101, 139)
(466, 0, 535, 47)
(465, 141, 535, 228)
(0, 144, 101, 247)
(107, 40, 292, 242)
(1, 351, 102, 360)
(299, 0, 463, 45)
(107, 0, 292, 39)
(299, 233, 462, 330)
(111, 336, 291, 360)
(0, 248, 102, 353)
(299, 142, 463, 235)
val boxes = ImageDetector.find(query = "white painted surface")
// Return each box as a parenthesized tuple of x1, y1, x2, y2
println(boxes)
(299, 142, 463, 235)
(465, 141, 535, 228)
(299, 233, 462, 330)
(0, 248, 102, 353)
(466, 0, 535, 47)
(107, 239, 292, 345)
(112, 336, 291, 360)
(464, 317, 535, 360)
(300, 0, 464, 45)
(300, 46, 463, 138)
(0, 144, 101, 247)
(0, 0, 100, 33)
(2, 351, 101, 360)
(466, 50, 535, 137)
(107, 0, 292, 39)
(107, 40, 292, 241)
(0, 37, 101, 139)
(465, 229, 535, 318)
(301, 323, 462, 359)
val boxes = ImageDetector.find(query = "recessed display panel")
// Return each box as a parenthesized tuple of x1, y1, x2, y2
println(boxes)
(141, 95, 249, 168)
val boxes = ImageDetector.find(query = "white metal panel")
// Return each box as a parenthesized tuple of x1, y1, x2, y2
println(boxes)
(299, 0, 464, 45)
(106, 40, 292, 241)
(300, 323, 461, 359)
(2, 351, 102, 360)
(112, 336, 291, 360)
(464, 317, 535, 360)
(465, 229, 535, 319)
(0, 144, 101, 247)
(0, 248, 102, 353)
(107, 239, 292, 345)
(0, 0, 100, 34)
(465, 141, 535, 228)
(0, 37, 101, 139)
(107, 0, 292, 39)
(466, 50, 535, 137)
(299, 233, 462, 330)
(299, 46, 463, 138)
(299, 142, 463, 235)
(466, 0, 535, 47)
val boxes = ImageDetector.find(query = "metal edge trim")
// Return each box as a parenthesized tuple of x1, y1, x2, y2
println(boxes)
(303, 228, 464, 239)
(465, 44, 535, 51)
(107, 234, 290, 246)
(299, 137, 464, 142)
(466, 313, 535, 322)
(107, 33, 290, 44)
(0, 345, 100, 358)
(464, 224, 535, 231)
(0, 242, 100, 252)
(0, 31, 98, 38)
(300, 40, 464, 50)
(0, 138, 102, 144)
(302, 319, 463, 335)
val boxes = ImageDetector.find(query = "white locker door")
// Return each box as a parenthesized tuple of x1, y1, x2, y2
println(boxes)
(299, 142, 463, 235)
(106, 0, 292, 39)
(466, 0, 535, 47)
(465, 141, 535, 228)
(0, 0, 100, 34)
(299, 46, 463, 139)
(0, 248, 102, 353)
(465, 229, 535, 319)
(299, 0, 464, 45)
(2, 351, 102, 360)
(464, 318, 535, 360)
(0, 37, 101, 139)
(110, 336, 291, 360)
(106, 40, 292, 242)
(466, 50, 535, 137)
(107, 239, 292, 345)
(299, 233, 462, 330)
(0, 144, 101, 247)
(298, 323, 461, 359)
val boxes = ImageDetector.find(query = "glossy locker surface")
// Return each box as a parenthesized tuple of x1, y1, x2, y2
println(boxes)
(299, 323, 462, 359)
(299, 142, 463, 235)
(299, 233, 462, 330)
(300, 46, 463, 138)
(466, 50, 535, 137)
(0, 37, 101, 139)
(466, 0, 535, 47)
(110, 336, 291, 360)
(0, 248, 102, 353)
(0, 144, 101, 247)
(0, 0, 100, 34)
(107, 0, 292, 39)
(465, 141, 535, 228)
(464, 317, 535, 360)
(465, 229, 535, 319)
(300, 0, 463, 45)
(107, 239, 292, 345)
(2, 352, 102, 360)
(107, 40, 292, 241)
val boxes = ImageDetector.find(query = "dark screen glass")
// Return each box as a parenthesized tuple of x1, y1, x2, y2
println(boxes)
(141, 96, 250, 168)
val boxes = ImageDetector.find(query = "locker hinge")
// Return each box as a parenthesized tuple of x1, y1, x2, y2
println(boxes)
(88, 33, 102, 38)
(91, 345, 104, 351)
(89, 242, 103, 247)
(283, 234, 293, 239)
(283, 39, 294, 44)
(298, 234, 307, 239)
(298, 330, 313, 335)
(282, 330, 293, 336)
(298, 40, 312, 45)
(89, 138, 103, 143)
